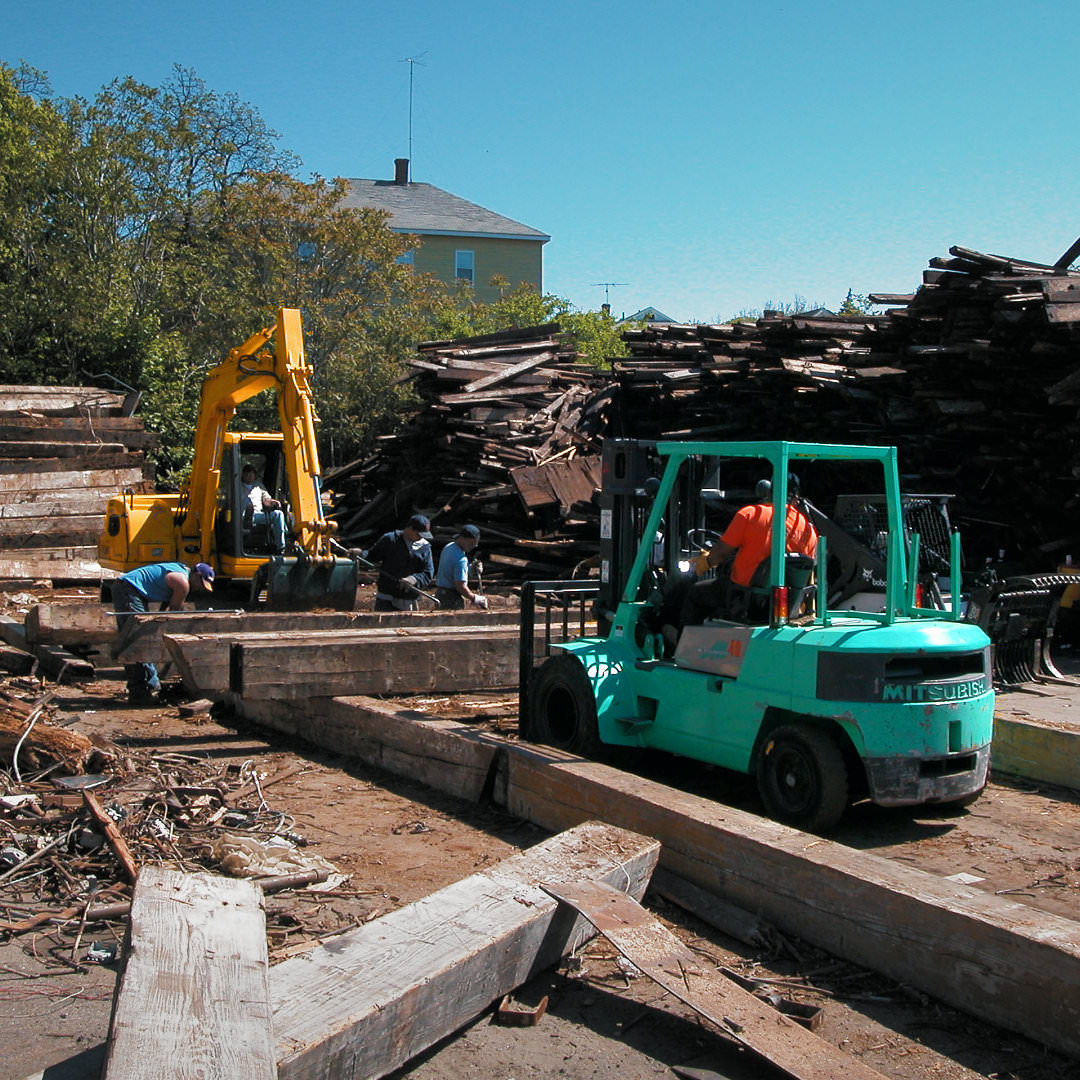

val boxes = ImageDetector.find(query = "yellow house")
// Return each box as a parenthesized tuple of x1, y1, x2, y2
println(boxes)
(341, 159, 549, 303)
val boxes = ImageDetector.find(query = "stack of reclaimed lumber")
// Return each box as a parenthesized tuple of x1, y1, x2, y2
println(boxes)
(325, 324, 613, 581)
(0, 386, 156, 583)
(609, 243, 1080, 566)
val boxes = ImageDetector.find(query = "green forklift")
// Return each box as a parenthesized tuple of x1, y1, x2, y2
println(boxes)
(520, 440, 994, 831)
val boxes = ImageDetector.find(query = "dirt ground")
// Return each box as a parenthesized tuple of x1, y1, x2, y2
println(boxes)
(1, 600, 1079, 1078)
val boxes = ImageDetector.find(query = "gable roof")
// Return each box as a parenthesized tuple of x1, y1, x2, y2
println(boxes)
(621, 306, 676, 324)
(341, 179, 550, 243)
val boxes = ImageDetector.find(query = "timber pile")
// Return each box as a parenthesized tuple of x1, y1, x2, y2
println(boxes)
(325, 324, 612, 582)
(0, 386, 156, 583)
(610, 242, 1080, 567)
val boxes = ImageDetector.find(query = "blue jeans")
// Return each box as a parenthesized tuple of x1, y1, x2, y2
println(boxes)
(111, 579, 160, 698)
(251, 509, 287, 553)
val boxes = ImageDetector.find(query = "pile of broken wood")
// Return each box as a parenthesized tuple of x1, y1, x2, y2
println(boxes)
(610, 243, 1080, 565)
(0, 677, 357, 964)
(324, 323, 613, 582)
(326, 242, 1080, 577)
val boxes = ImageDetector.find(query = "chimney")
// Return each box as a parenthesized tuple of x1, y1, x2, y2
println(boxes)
(394, 158, 410, 185)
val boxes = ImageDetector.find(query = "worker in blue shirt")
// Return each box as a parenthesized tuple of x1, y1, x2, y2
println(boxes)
(435, 525, 487, 609)
(111, 562, 215, 703)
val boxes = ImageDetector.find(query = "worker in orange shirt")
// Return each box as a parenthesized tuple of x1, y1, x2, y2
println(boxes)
(682, 476, 817, 625)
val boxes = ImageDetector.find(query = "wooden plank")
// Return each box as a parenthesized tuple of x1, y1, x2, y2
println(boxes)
(0, 454, 148, 476)
(462, 350, 556, 393)
(103, 867, 275, 1080)
(0, 547, 108, 582)
(0, 467, 149, 493)
(0, 441, 128, 457)
(991, 713, 1080, 792)
(543, 880, 887, 1080)
(503, 744, 1080, 1060)
(0, 387, 125, 412)
(270, 821, 659, 1080)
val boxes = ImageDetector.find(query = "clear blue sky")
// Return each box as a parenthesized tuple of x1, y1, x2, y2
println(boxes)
(6, 0, 1078, 322)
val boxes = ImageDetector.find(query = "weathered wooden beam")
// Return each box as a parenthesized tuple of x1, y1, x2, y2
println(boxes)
(270, 821, 659, 1080)
(544, 880, 887, 1080)
(102, 867, 275, 1080)
(0, 467, 148, 493)
(26, 602, 117, 648)
(0, 547, 107, 582)
(503, 743, 1080, 1060)
(225, 626, 525, 699)
(219, 694, 500, 802)
(226, 694, 1080, 1059)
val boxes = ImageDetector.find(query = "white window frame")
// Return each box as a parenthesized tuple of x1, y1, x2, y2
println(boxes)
(455, 249, 475, 283)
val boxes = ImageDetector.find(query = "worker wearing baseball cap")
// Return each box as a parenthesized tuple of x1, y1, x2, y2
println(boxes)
(363, 514, 435, 611)
(110, 561, 215, 703)
(435, 524, 487, 609)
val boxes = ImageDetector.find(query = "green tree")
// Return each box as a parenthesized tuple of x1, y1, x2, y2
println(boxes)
(838, 288, 876, 317)
(429, 278, 630, 368)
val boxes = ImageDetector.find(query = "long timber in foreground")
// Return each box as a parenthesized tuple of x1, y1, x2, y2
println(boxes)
(233, 692, 1080, 1061)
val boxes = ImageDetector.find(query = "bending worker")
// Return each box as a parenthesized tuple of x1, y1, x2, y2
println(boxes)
(111, 562, 215, 704)
(682, 476, 817, 625)
(435, 524, 488, 609)
(365, 514, 435, 611)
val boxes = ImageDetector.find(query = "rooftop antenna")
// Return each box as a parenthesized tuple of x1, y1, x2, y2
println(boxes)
(591, 282, 629, 308)
(399, 53, 427, 169)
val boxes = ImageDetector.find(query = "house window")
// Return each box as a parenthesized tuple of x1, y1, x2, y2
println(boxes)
(455, 250, 474, 283)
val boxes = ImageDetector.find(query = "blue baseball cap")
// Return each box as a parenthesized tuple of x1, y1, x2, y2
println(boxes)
(407, 514, 432, 539)
(194, 562, 215, 591)
(458, 524, 480, 540)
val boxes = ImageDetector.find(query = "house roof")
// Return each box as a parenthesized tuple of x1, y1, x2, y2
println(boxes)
(341, 179, 550, 243)
(620, 306, 676, 324)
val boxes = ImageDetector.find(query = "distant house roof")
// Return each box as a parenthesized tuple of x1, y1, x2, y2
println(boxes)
(340, 176, 550, 244)
(620, 306, 676, 324)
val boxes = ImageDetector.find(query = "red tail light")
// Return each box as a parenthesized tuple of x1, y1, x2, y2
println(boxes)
(771, 586, 789, 626)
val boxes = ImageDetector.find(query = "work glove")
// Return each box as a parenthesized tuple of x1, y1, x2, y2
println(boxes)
(399, 574, 419, 594)
(472, 594, 489, 609)
(694, 550, 712, 576)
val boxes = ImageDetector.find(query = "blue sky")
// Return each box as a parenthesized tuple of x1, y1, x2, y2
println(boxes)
(6, 0, 1078, 322)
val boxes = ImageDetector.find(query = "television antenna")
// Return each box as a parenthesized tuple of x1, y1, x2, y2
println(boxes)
(591, 282, 629, 307)
(399, 53, 427, 168)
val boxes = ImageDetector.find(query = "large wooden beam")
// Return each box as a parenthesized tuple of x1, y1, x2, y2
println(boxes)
(270, 821, 659, 1080)
(220, 694, 500, 802)
(228, 626, 524, 698)
(0, 546, 107, 581)
(227, 693, 1080, 1059)
(102, 867, 275, 1080)
(504, 742, 1080, 1060)
(113, 606, 519, 663)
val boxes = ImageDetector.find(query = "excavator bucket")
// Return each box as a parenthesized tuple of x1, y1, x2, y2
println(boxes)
(257, 556, 359, 611)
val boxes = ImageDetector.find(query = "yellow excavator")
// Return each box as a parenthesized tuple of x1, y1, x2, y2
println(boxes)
(98, 308, 358, 608)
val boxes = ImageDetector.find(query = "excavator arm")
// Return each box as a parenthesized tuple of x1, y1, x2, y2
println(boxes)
(178, 308, 335, 565)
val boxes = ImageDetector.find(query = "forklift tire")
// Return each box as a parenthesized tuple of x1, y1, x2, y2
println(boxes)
(756, 723, 849, 832)
(526, 654, 601, 757)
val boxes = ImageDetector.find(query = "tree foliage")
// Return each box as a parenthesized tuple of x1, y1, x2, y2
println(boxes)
(428, 277, 630, 368)
(0, 62, 626, 481)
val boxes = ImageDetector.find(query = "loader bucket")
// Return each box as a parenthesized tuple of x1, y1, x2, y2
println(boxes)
(257, 556, 359, 611)
(964, 573, 1072, 686)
